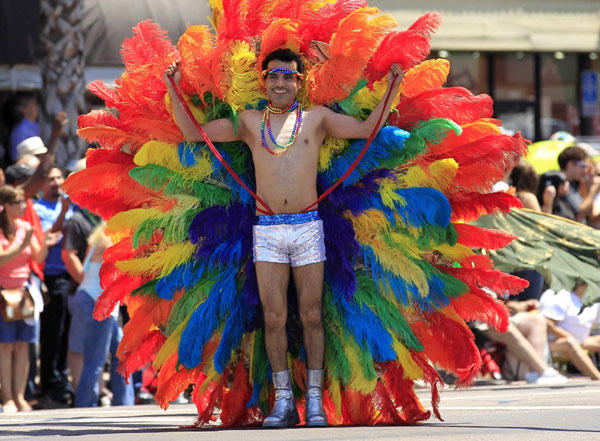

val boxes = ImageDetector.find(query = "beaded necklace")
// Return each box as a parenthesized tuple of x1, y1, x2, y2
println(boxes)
(260, 99, 303, 156)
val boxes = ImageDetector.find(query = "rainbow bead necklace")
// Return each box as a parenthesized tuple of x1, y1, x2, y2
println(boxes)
(260, 100, 303, 156)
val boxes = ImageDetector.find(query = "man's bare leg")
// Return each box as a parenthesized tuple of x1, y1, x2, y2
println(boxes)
(256, 261, 300, 427)
(292, 261, 325, 369)
(256, 261, 290, 372)
(292, 260, 328, 426)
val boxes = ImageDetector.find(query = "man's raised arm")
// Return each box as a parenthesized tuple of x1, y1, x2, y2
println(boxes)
(164, 61, 242, 143)
(321, 64, 403, 140)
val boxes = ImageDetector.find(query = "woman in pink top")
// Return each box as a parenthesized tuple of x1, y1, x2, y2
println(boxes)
(0, 185, 48, 413)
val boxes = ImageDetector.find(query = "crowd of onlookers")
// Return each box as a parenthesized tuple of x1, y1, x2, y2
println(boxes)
(1, 91, 599, 414)
(0, 92, 163, 413)
(472, 136, 600, 385)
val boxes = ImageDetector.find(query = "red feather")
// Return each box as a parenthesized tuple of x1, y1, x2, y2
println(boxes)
(450, 288, 510, 332)
(298, 0, 368, 53)
(87, 81, 120, 108)
(389, 87, 494, 130)
(453, 223, 517, 249)
(84, 148, 135, 168)
(366, 12, 441, 85)
(411, 313, 480, 387)
(117, 330, 166, 379)
(449, 191, 522, 222)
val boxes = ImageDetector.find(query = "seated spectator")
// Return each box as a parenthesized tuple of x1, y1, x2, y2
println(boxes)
(482, 315, 567, 385)
(0, 186, 49, 412)
(540, 280, 600, 380)
(537, 171, 574, 220)
(511, 160, 555, 213)
(557, 145, 600, 223)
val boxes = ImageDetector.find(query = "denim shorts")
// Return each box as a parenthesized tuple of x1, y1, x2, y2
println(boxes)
(67, 291, 86, 354)
(0, 315, 35, 343)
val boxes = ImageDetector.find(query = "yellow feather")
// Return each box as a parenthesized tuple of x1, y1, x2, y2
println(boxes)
(107, 207, 165, 236)
(326, 376, 342, 418)
(209, 0, 224, 29)
(164, 93, 208, 127)
(134, 140, 214, 182)
(432, 243, 474, 262)
(153, 311, 192, 369)
(348, 209, 391, 241)
(402, 159, 458, 192)
(359, 232, 429, 296)
(319, 137, 349, 171)
(344, 341, 377, 394)
(116, 242, 196, 278)
(392, 338, 424, 380)
(226, 41, 266, 112)
(377, 178, 404, 209)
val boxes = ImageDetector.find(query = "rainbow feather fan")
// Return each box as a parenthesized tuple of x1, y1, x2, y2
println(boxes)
(65, 0, 528, 427)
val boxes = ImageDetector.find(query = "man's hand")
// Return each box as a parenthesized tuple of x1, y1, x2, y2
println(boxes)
(50, 111, 68, 139)
(387, 63, 403, 87)
(542, 184, 557, 207)
(587, 174, 600, 196)
(164, 61, 182, 88)
(60, 194, 71, 213)
(44, 231, 61, 248)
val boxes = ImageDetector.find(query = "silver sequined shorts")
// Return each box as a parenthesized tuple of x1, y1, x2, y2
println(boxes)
(252, 211, 326, 267)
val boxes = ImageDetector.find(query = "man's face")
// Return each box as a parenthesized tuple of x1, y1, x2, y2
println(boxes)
(264, 60, 301, 107)
(20, 97, 39, 122)
(43, 168, 64, 200)
(565, 159, 587, 182)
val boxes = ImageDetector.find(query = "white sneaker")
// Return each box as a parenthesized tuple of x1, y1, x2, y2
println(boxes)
(527, 368, 568, 385)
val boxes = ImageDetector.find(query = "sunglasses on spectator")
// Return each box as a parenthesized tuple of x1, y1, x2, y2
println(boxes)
(574, 160, 588, 168)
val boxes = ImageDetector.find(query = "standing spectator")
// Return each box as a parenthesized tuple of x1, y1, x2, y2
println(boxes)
(34, 168, 74, 407)
(540, 280, 600, 380)
(5, 92, 40, 164)
(62, 159, 100, 390)
(73, 222, 134, 407)
(557, 145, 600, 223)
(0, 186, 48, 412)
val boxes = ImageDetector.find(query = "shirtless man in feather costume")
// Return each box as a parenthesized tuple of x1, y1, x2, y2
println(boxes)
(165, 49, 402, 427)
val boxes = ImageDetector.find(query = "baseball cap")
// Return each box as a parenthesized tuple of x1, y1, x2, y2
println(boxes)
(4, 163, 35, 184)
(16, 136, 48, 159)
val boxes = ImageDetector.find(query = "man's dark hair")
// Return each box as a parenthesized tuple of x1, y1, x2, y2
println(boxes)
(557, 145, 588, 171)
(262, 48, 304, 74)
(2, 92, 37, 129)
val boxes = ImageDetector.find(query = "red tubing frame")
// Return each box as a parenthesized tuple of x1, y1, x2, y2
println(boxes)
(168, 75, 398, 216)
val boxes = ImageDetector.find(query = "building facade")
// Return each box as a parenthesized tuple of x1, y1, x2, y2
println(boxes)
(375, 0, 600, 141)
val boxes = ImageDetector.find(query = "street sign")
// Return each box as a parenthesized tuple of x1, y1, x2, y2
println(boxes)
(582, 70, 599, 117)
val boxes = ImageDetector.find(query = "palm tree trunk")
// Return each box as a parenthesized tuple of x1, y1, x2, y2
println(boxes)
(40, 0, 86, 169)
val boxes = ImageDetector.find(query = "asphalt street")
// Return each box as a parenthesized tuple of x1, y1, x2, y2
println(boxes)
(1, 378, 599, 441)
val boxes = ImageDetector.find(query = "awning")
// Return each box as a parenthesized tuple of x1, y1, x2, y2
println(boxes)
(82, 0, 212, 66)
(375, 0, 600, 52)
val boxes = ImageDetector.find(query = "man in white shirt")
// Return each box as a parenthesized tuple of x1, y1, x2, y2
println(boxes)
(540, 280, 600, 380)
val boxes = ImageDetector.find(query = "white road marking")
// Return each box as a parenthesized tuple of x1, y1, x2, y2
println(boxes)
(437, 406, 600, 410)
(418, 387, 600, 401)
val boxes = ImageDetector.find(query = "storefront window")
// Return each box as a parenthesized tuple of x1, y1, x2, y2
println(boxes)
(441, 51, 489, 95)
(587, 54, 600, 136)
(540, 53, 578, 139)
(493, 53, 535, 139)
